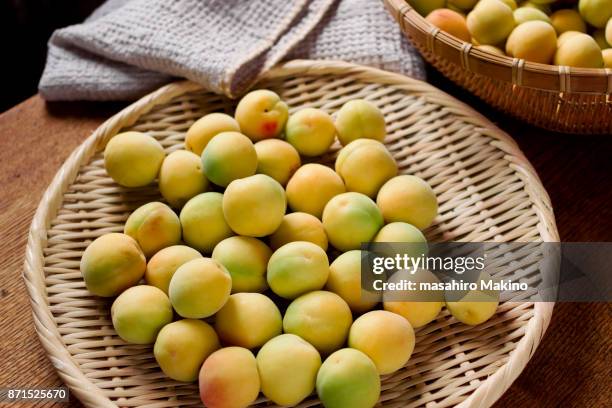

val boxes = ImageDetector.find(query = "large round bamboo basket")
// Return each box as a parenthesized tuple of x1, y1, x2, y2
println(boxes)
(383, 0, 612, 134)
(23, 60, 558, 407)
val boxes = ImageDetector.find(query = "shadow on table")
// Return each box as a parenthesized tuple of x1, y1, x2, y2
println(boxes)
(45, 100, 127, 121)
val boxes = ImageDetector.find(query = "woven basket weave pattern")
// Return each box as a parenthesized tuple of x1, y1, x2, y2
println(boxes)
(24, 60, 557, 408)
(383, 0, 612, 134)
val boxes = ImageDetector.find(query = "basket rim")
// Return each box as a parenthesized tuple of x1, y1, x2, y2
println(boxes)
(384, 0, 612, 95)
(22, 59, 558, 408)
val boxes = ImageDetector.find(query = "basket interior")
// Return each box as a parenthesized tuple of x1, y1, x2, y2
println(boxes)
(42, 71, 551, 407)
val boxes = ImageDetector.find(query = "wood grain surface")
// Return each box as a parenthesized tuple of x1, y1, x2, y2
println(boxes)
(0, 82, 610, 407)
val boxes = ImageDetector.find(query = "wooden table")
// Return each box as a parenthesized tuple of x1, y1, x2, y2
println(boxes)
(1, 79, 611, 407)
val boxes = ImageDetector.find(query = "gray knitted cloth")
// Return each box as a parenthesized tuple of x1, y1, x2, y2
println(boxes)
(39, 0, 425, 101)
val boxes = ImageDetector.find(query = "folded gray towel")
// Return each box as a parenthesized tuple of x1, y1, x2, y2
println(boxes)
(39, 0, 425, 101)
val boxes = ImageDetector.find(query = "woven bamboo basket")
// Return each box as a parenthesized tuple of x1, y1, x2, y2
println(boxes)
(23, 60, 558, 408)
(383, 0, 612, 134)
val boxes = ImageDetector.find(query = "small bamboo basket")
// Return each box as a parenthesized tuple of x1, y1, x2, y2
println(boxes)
(383, 0, 612, 134)
(23, 60, 558, 408)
